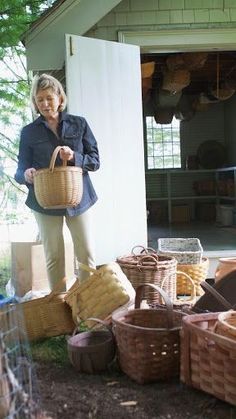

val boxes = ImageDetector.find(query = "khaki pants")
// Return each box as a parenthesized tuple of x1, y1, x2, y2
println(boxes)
(33, 210, 95, 291)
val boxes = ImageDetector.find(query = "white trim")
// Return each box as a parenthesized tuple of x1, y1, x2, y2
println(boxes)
(118, 28, 236, 53)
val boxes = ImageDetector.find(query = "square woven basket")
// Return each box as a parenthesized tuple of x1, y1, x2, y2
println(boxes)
(158, 238, 203, 264)
(181, 312, 236, 406)
(65, 262, 135, 327)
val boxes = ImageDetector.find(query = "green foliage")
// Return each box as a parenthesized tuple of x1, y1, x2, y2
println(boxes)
(30, 336, 70, 366)
(0, 1, 54, 48)
(0, 1, 56, 222)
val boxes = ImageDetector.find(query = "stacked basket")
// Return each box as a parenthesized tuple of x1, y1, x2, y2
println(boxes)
(158, 238, 209, 296)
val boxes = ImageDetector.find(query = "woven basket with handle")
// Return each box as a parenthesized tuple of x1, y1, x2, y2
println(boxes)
(112, 283, 184, 384)
(117, 246, 177, 305)
(67, 318, 116, 374)
(34, 145, 83, 209)
(176, 257, 209, 296)
(0, 278, 76, 341)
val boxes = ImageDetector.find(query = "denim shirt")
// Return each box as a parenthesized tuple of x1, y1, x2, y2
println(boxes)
(14, 112, 100, 216)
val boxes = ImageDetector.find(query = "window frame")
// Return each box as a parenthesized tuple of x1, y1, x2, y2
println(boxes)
(145, 116, 181, 171)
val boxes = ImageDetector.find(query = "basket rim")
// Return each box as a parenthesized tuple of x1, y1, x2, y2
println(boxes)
(68, 330, 113, 349)
(112, 307, 183, 332)
(217, 310, 236, 330)
(182, 311, 236, 347)
(158, 237, 203, 253)
(34, 166, 83, 175)
(176, 256, 209, 268)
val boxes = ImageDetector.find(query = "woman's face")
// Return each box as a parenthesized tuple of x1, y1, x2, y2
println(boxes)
(35, 87, 62, 120)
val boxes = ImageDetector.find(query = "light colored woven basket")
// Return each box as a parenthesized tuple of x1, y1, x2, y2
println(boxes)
(34, 146, 83, 209)
(0, 290, 75, 342)
(215, 311, 236, 342)
(65, 262, 135, 327)
(181, 312, 236, 406)
(176, 257, 209, 296)
(112, 283, 184, 384)
(117, 249, 177, 305)
(158, 237, 203, 265)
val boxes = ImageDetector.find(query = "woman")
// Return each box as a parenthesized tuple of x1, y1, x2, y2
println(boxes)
(14, 73, 100, 291)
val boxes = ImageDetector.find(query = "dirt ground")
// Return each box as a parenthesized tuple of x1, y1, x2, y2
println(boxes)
(36, 360, 236, 419)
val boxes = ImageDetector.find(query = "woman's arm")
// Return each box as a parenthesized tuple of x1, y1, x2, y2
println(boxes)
(74, 118, 100, 172)
(14, 127, 34, 185)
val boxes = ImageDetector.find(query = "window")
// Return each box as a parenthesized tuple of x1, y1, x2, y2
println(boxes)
(146, 116, 181, 169)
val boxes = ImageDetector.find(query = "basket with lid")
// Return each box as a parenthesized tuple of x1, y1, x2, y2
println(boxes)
(112, 283, 184, 384)
(34, 145, 83, 209)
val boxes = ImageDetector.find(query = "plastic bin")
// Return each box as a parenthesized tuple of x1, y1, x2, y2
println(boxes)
(220, 205, 234, 226)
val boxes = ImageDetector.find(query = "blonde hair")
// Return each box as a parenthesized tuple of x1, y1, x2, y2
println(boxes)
(30, 73, 67, 114)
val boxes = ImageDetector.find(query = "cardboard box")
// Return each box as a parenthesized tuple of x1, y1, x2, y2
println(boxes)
(171, 205, 190, 223)
(11, 241, 74, 296)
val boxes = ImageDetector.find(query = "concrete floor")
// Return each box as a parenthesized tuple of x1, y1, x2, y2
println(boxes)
(148, 221, 236, 277)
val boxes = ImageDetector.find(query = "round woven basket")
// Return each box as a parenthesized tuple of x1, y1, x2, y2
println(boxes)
(177, 257, 209, 296)
(112, 283, 184, 384)
(67, 318, 116, 374)
(117, 248, 177, 305)
(215, 311, 236, 342)
(34, 146, 83, 209)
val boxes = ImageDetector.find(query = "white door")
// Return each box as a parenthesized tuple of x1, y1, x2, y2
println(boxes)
(65, 34, 147, 264)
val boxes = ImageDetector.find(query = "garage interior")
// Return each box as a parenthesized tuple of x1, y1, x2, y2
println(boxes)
(141, 50, 236, 272)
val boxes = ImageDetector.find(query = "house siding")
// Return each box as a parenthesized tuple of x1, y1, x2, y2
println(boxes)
(85, 0, 236, 40)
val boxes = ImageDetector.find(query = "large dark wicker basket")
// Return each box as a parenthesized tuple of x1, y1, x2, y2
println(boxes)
(112, 283, 184, 384)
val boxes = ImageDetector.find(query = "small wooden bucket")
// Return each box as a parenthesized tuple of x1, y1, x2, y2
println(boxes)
(67, 318, 116, 374)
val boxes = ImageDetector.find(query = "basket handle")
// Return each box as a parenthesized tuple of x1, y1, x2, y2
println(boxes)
(200, 281, 234, 310)
(77, 261, 98, 275)
(135, 283, 174, 328)
(49, 146, 67, 172)
(137, 254, 159, 267)
(161, 271, 196, 303)
(131, 245, 157, 256)
(71, 317, 113, 335)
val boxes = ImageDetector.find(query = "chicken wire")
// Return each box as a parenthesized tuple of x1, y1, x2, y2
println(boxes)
(0, 301, 40, 418)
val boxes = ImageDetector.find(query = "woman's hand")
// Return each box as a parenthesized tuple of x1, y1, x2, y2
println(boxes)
(60, 146, 74, 162)
(24, 168, 36, 184)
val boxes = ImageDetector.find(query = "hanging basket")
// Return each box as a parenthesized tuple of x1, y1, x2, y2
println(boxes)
(162, 69, 190, 93)
(112, 283, 184, 384)
(34, 146, 83, 209)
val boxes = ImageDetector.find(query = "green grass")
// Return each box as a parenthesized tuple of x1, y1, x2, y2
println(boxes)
(30, 335, 70, 366)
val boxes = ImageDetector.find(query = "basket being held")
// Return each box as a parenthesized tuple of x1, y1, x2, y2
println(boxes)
(34, 145, 83, 209)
